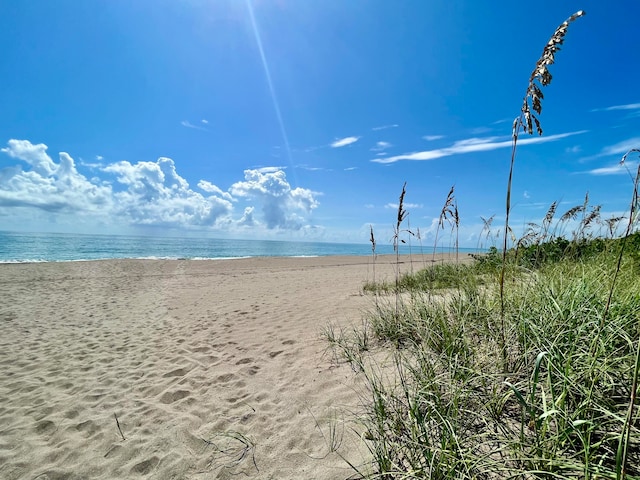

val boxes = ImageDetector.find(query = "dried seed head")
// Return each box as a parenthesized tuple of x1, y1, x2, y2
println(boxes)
(519, 10, 585, 136)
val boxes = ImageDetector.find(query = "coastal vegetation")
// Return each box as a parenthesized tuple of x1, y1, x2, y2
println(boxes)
(325, 10, 640, 479)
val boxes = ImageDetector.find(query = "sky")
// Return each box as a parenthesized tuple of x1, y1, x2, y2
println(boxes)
(1, 0, 639, 248)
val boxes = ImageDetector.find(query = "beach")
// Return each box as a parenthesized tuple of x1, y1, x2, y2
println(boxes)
(0, 254, 455, 479)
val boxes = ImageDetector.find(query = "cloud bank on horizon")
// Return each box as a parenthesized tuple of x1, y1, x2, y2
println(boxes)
(0, 139, 319, 237)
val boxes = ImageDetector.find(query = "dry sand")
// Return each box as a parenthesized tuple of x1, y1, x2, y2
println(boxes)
(0, 254, 457, 479)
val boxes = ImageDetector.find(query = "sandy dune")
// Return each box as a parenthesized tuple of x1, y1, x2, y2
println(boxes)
(0, 254, 452, 479)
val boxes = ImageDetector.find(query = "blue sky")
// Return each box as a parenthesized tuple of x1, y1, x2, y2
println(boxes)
(1, 0, 639, 247)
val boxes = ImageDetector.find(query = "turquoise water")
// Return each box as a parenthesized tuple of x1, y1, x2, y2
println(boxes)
(0, 231, 478, 263)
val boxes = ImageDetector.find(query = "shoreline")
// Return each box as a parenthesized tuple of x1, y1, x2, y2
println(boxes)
(0, 251, 474, 265)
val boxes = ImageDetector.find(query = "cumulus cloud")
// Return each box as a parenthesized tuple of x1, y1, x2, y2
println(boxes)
(1, 139, 323, 234)
(2, 139, 58, 176)
(0, 139, 112, 212)
(103, 158, 232, 227)
(331, 136, 360, 148)
(238, 206, 255, 226)
(197, 180, 235, 201)
(230, 168, 319, 229)
(372, 131, 587, 164)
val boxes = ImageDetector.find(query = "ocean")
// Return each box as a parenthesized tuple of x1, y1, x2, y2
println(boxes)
(0, 231, 477, 263)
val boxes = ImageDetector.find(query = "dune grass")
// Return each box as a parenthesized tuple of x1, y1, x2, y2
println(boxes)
(324, 10, 640, 479)
(327, 243, 640, 479)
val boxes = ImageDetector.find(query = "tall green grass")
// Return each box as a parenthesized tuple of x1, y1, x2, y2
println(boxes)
(324, 10, 640, 479)
(327, 247, 640, 478)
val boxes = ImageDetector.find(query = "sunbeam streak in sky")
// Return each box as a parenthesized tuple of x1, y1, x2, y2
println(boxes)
(245, 0, 296, 180)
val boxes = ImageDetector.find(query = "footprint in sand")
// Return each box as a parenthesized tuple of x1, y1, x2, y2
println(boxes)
(159, 390, 190, 404)
(130, 456, 160, 475)
(162, 367, 189, 378)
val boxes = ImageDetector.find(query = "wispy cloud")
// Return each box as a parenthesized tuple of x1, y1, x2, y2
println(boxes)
(423, 135, 444, 141)
(201, 119, 209, 124)
(372, 124, 399, 131)
(79, 154, 105, 168)
(587, 162, 639, 175)
(601, 137, 640, 156)
(469, 126, 492, 135)
(579, 137, 640, 163)
(372, 131, 587, 164)
(565, 145, 581, 154)
(181, 120, 207, 131)
(370, 141, 392, 152)
(331, 136, 360, 148)
(298, 165, 327, 172)
(592, 102, 640, 112)
(386, 202, 423, 209)
(255, 166, 286, 173)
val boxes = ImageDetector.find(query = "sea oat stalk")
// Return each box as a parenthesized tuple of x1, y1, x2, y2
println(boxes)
(500, 10, 585, 369)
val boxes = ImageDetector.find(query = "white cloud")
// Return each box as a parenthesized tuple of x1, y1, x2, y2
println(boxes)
(601, 137, 640, 156)
(1, 139, 324, 234)
(201, 119, 209, 124)
(255, 166, 286, 173)
(103, 158, 232, 227)
(523, 191, 531, 199)
(331, 136, 360, 148)
(565, 145, 581, 154)
(238, 206, 255, 226)
(385, 202, 423, 209)
(181, 120, 207, 131)
(299, 165, 326, 172)
(0, 139, 112, 213)
(372, 124, 399, 131)
(372, 131, 588, 164)
(230, 168, 319, 229)
(2, 139, 58, 176)
(423, 135, 444, 141)
(592, 102, 640, 112)
(578, 137, 640, 163)
(370, 141, 392, 152)
(587, 162, 639, 176)
(197, 180, 235, 201)
(469, 126, 492, 135)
